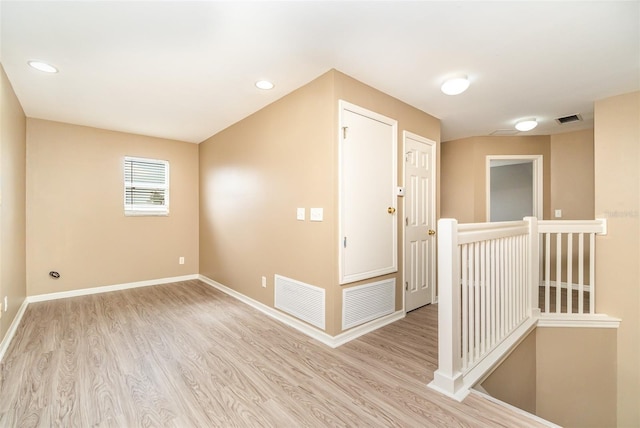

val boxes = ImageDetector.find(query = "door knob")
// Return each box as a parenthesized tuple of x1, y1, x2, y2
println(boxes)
(428, 229, 436, 236)
(388, 207, 396, 214)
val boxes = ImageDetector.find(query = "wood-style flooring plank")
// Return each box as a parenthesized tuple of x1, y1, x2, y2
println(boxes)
(0, 280, 547, 427)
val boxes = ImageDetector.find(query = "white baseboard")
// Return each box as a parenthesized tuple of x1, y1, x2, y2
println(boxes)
(0, 298, 29, 362)
(199, 275, 405, 348)
(27, 274, 199, 303)
(470, 389, 561, 428)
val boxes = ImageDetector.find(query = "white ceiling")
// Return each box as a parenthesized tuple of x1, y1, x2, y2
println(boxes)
(1, 1, 638, 143)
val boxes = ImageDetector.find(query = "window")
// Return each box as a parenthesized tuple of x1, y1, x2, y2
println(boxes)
(124, 156, 169, 216)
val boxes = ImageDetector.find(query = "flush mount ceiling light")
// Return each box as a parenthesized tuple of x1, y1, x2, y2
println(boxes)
(440, 75, 470, 95)
(255, 80, 274, 90)
(515, 119, 538, 132)
(27, 60, 58, 73)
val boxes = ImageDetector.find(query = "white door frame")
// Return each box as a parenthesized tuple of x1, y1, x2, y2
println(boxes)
(485, 155, 543, 221)
(402, 131, 437, 312)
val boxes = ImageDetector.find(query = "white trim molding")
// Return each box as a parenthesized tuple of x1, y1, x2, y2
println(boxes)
(470, 389, 561, 428)
(27, 274, 199, 303)
(199, 275, 405, 348)
(538, 313, 621, 328)
(0, 298, 29, 362)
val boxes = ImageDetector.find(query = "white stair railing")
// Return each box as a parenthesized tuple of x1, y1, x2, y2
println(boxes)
(538, 220, 606, 315)
(428, 216, 610, 401)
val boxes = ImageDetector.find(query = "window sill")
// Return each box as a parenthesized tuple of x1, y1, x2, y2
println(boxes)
(125, 211, 169, 217)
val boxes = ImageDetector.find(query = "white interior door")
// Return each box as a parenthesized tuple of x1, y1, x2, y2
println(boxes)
(339, 101, 397, 284)
(404, 132, 436, 312)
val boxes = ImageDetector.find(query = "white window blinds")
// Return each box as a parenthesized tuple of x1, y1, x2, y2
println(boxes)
(124, 156, 169, 216)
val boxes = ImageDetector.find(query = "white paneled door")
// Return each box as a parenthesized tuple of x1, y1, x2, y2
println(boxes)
(339, 101, 397, 285)
(404, 132, 436, 312)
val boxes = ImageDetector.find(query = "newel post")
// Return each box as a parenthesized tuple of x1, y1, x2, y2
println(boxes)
(428, 218, 464, 399)
(525, 217, 540, 317)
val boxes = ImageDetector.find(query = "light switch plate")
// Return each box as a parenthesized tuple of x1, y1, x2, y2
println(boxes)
(296, 207, 305, 221)
(310, 208, 323, 222)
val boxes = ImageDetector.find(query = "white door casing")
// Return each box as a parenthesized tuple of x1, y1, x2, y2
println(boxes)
(404, 132, 436, 312)
(339, 101, 397, 285)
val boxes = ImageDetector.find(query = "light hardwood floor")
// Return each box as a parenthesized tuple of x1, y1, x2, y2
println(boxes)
(0, 280, 547, 427)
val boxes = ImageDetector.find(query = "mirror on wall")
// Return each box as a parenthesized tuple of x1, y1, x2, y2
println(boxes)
(486, 155, 542, 222)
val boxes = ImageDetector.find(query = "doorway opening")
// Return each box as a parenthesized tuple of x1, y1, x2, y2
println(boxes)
(486, 155, 543, 221)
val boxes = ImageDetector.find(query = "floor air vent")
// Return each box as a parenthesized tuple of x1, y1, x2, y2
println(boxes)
(343, 279, 395, 330)
(274, 275, 325, 330)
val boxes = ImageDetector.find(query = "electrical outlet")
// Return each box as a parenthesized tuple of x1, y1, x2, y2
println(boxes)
(179, 256, 185, 265)
(261, 276, 267, 288)
(554, 209, 562, 218)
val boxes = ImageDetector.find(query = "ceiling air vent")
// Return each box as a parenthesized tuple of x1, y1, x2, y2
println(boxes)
(555, 114, 583, 125)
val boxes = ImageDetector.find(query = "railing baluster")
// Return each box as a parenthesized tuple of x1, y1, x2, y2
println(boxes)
(520, 234, 526, 319)
(490, 239, 496, 348)
(509, 237, 514, 328)
(590, 233, 595, 314)
(468, 244, 474, 364)
(480, 240, 486, 355)
(545, 233, 551, 313)
(461, 243, 468, 370)
(579, 233, 584, 314)
(567, 233, 573, 314)
(500, 237, 505, 337)
(556, 233, 562, 313)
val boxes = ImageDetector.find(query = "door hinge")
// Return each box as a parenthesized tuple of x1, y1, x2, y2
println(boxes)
(342, 126, 348, 139)
(405, 281, 409, 291)
(405, 217, 409, 226)
(343, 236, 347, 248)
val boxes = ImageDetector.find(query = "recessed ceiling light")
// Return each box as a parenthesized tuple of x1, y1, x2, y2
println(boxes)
(441, 75, 470, 95)
(28, 60, 58, 73)
(515, 119, 538, 132)
(255, 80, 274, 90)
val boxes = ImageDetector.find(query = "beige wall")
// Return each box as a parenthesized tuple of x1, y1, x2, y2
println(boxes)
(480, 330, 537, 415)
(199, 70, 337, 328)
(199, 70, 440, 336)
(442, 130, 595, 224)
(0, 65, 27, 340)
(594, 91, 640, 427)
(480, 327, 617, 427)
(550, 129, 594, 220)
(441, 138, 475, 223)
(441, 136, 551, 223)
(536, 328, 617, 428)
(26, 119, 199, 296)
